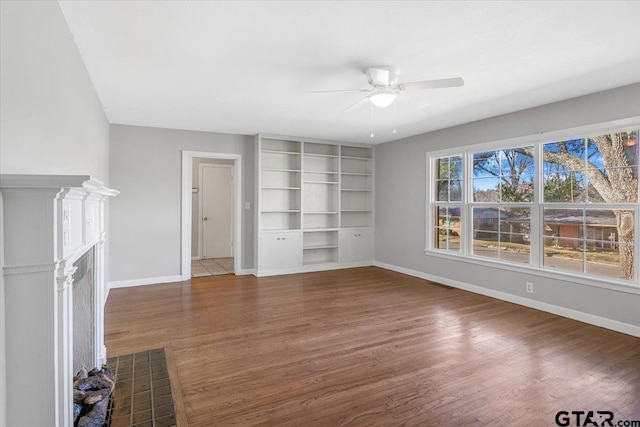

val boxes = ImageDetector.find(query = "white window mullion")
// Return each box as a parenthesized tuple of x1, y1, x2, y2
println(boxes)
(531, 142, 543, 268)
(425, 154, 433, 251)
(465, 150, 475, 258)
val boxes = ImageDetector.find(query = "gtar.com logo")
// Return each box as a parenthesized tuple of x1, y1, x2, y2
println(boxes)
(555, 411, 640, 427)
(555, 411, 613, 426)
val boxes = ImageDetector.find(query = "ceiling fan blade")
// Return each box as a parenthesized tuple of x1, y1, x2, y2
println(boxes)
(343, 96, 371, 112)
(308, 89, 371, 93)
(398, 77, 464, 91)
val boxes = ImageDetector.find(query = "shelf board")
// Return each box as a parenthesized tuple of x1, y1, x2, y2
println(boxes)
(303, 245, 338, 250)
(341, 155, 372, 160)
(262, 168, 302, 173)
(304, 181, 338, 184)
(303, 260, 339, 265)
(262, 150, 301, 155)
(303, 228, 339, 232)
(304, 153, 338, 158)
(341, 209, 372, 212)
(304, 212, 338, 215)
(305, 170, 339, 175)
(340, 172, 372, 176)
(262, 227, 302, 231)
(262, 210, 301, 213)
(341, 188, 372, 192)
(261, 187, 301, 190)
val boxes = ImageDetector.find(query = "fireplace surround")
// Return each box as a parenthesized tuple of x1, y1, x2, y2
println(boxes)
(0, 175, 118, 427)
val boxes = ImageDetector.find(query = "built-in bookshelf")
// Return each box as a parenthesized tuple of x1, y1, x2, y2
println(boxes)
(340, 146, 373, 228)
(256, 134, 374, 275)
(259, 138, 302, 230)
(302, 142, 339, 265)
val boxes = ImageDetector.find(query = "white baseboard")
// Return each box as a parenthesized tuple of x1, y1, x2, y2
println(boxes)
(239, 269, 256, 276)
(191, 256, 200, 261)
(255, 260, 373, 277)
(109, 275, 183, 289)
(373, 261, 640, 338)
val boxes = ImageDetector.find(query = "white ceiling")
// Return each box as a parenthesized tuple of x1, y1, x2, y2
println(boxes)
(59, 1, 640, 144)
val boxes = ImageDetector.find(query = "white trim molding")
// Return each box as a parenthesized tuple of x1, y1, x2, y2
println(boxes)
(109, 275, 184, 289)
(3, 262, 57, 275)
(255, 261, 374, 277)
(373, 260, 640, 338)
(0, 174, 117, 427)
(0, 192, 6, 427)
(181, 151, 243, 280)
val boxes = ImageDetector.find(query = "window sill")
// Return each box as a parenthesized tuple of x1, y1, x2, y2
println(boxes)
(423, 249, 640, 295)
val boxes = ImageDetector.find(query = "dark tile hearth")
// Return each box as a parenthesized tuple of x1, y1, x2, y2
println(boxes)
(105, 348, 177, 427)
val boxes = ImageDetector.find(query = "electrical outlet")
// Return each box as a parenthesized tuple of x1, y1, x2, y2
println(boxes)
(245, 202, 251, 209)
(526, 282, 534, 294)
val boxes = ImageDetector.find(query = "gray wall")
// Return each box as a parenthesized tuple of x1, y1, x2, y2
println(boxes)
(109, 125, 254, 282)
(0, 1, 109, 182)
(375, 82, 640, 328)
(0, 2, 110, 426)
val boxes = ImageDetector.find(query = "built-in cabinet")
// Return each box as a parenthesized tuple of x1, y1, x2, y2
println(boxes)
(259, 231, 303, 270)
(255, 134, 374, 276)
(339, 227, 374, 263)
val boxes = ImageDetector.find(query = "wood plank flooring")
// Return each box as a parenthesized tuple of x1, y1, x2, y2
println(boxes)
(105, 267, 640, 426)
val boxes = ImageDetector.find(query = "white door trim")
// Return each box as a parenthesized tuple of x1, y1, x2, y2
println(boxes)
(198, 163, 234, 260)
(181, 151, 242, 279)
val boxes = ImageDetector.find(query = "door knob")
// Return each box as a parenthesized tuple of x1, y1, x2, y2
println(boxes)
(203, 217, 208, 220)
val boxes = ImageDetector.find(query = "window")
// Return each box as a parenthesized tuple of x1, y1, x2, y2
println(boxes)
(472, 147, 534, 265)
(428, 126, 639, 285)
(434, 156, 462, 253)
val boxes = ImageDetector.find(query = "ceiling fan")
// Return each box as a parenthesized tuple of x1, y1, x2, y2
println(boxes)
(312, 65, 464, 112)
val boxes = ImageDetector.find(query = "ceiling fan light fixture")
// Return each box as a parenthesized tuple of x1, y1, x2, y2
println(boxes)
(370, 91, 397, 108)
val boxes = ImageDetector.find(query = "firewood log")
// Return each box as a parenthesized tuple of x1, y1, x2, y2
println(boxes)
(96, 367, 115, 391)
(77, 397, 109, 427)
(82, 388, 111, 405)
(73, 389, 87, 404)
(74, 368, 88, 382)
(75, 375, 112, 392)
(73, 403, 83, 421)
(73, 369, 89, 389)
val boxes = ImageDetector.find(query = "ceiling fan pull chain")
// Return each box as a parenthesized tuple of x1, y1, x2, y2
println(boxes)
(393, 101, 397, 134)
(370, 102, 374, 138)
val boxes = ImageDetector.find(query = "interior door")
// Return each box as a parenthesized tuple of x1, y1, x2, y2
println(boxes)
(201, 164, 233, 258)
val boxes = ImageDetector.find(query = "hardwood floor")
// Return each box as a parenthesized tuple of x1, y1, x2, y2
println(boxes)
(105, 267, 640, 426)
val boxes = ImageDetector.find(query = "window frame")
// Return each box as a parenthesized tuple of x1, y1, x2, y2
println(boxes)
(425, 117, 640, 295)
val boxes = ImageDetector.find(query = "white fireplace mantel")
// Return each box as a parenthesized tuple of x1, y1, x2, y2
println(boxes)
(0, 174, 118, 427)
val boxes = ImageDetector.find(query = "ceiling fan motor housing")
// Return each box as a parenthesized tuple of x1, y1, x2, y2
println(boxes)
(367, 65, 400, 88)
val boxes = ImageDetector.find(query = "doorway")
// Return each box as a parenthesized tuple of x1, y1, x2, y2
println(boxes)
(181, 151, 242, 280)
(193, 161, 234, 277)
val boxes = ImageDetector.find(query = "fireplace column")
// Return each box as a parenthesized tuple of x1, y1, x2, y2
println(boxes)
(0, 175, 118, 427)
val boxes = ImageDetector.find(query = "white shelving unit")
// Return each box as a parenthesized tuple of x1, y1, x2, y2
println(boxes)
(256, 134, 374, 276)
(259, 138, 302, 231)
(340, 146, 373, 228)
(302, 142, 340, 266)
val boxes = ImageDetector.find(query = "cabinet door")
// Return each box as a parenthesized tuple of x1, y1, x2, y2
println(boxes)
(259, 233, 283, 270)
(279, 232, 303, 269)
(259, 232, 303, 270)
(339, 228, 374, 263)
